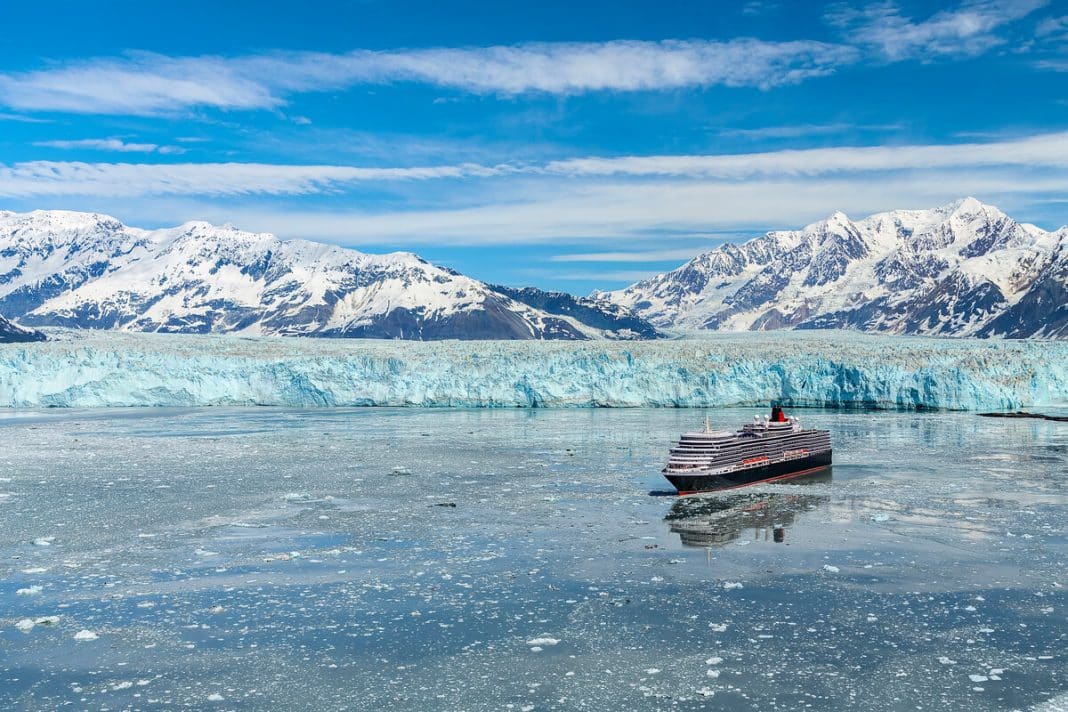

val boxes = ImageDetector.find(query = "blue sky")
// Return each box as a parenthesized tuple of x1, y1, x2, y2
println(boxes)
(1, 0, 1066, 294)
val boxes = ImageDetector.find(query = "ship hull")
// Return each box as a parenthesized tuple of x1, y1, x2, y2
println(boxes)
(664, 451, 832, 494)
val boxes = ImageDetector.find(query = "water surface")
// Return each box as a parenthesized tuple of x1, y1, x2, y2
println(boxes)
(1, 408, 1065, 710)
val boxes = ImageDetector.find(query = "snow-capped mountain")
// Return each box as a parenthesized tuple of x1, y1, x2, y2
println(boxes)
(0, 314, 45, 343)
(0, 210, 657, 340)
(601, 198, 1068, 338)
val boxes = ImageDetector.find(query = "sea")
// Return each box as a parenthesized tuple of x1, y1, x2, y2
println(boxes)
(1, 407, 1065, 711)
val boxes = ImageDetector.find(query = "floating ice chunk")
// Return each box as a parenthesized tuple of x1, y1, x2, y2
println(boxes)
(705, 656, 723, 665)
(969, 674, 988, 682)
(21, 567, 48, 574)
(112, 681, 133, 691)
(389, 467, 412, 476)
(210, 605, 225, 614)
(526, 637, 560, 647)
(207, 693, 225, 702)
(33, 536, 54, 546)
(708, 623, 728, 632)
(16, 585, 42, 596)
(707, 669, 721, 678)
(871, 513, 890, 522)
(823, 565, 840, 573)
(696, 687, 715, 697)
(938, 656, 956, 665)
(645, 668, 661, 675)
(73, 629, 99, 641)
(723, 581, 743, 590)
(195, 549, 219, 557)
(15, 618, 35, 632)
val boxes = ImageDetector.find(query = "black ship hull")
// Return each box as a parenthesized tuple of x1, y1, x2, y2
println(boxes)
(664, 450, 832, 494)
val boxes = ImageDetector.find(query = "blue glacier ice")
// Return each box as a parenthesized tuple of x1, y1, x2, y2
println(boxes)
(0, 329, 1065, 410)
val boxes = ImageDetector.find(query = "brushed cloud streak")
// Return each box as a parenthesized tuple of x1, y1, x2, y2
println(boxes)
(0, 40, 856, 115)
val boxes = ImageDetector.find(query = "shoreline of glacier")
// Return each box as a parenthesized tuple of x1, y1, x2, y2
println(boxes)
(0, 330, 1065, 410)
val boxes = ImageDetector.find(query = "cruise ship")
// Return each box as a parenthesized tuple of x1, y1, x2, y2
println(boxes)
(662, 406, 832, 494)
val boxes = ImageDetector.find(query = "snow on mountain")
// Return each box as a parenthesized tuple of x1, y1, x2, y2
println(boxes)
(0, 210, 655, 340)
(601, 198, 1067, 338)
(0, 314, 45, 343)
(1, 330, 1064, 410)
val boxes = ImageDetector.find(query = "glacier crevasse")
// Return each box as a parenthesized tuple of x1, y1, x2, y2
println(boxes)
(0, 330, 1065, 410)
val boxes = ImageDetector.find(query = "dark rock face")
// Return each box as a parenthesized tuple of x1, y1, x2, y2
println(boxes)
(978, 248, 1068, 338)
(0, 315, 45, 343)
(491, 285, 662, 339)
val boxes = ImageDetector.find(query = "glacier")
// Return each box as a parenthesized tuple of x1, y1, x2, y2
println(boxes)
(0, 330, 1065, 410)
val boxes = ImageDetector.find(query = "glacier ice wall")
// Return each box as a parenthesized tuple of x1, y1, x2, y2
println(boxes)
(0, 330, 1065, 410)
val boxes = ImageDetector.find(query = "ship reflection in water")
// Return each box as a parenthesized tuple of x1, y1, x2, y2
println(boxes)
(664, 469, 832, 549)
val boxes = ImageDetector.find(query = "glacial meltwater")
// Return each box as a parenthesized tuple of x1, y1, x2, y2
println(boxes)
(1, 407, 1065, 711)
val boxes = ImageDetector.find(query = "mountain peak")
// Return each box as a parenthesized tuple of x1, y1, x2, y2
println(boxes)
(940, 196, 1005, 219)
(604, 200, 1064, 338)
(0, 208, 659, 341)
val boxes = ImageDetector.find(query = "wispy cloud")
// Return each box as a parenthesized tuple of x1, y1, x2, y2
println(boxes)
(523, 268, 665, 282)
(0, 40, 858, 115)
(551, 248, 722, 262)
(4, 131, 1068, 199)
(159, 172, 1064, 246)
(32, 138, 184, 154)
(1036, 14, 1068, 37)
(0, 160, 507, 198)
(827, 0, 1047, 61)
(544, 130, 1068, 178)
(717, 123, 902, 139)
(0, 112, 51, 123)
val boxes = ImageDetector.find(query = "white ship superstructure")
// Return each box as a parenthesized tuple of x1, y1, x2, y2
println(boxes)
(662, 407, 833, 493)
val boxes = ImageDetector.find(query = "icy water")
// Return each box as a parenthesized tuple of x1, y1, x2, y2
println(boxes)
(1, 408, 1065, 711)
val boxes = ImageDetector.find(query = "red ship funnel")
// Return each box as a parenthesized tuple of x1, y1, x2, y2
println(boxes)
(770, 406, 788, 422)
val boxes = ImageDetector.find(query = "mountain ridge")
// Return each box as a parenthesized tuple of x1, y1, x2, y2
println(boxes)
(599, 198, 1067, 338)
(0, 209, 657, 341)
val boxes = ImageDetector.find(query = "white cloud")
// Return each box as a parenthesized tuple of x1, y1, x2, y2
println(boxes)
(544, 130, 1068, 178)
(717, 123, 903, 139)
(551, 248, 723, 262)
(33, 138, 169, 153)
(4, 131, 1068, 200)
(827, 0, 1047, 60)
(1035, 14, 1068, 37)
(0, 112, 51, 123)
(0, 40, 858, 115)
(525, 268, 666, 282)
(0, 160, 506, 198)
(154, 171, 1064, 247)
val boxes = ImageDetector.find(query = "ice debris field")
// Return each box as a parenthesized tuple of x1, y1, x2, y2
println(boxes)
(1, 330, 1066, 410)
(1, 407, 1065, 710)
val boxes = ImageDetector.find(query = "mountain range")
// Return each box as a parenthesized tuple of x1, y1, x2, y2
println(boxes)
(0, 210, 657, 341)
(0, 198, 1064, 341)
(599, 198, 1068, 339)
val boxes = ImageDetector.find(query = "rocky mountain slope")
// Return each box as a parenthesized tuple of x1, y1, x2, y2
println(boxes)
(0, 210, 656, 340)
(601, 198, 1067, 338)
(0, 314, 45, 343)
